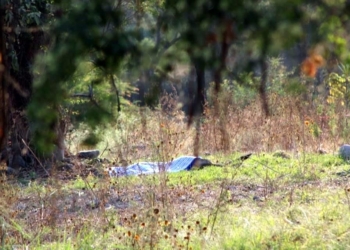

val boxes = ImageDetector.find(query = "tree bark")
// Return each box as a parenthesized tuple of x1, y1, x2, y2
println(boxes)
(187, 59, 205, 126)
(0, 5, 8, 150)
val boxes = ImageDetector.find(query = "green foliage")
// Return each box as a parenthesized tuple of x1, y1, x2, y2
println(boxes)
(163, 0, 306, 69)
(3, 152, 350, 249)
(319, 3, 350, 62)
(67, 61, 136, 123)
(267, 57, 302, 96)
(28, 0, 140, 152)
(22, 0, 350, 153)
(327, 64, 350, 106)
(4, 0, 51, 66)
(207, 77, 258, 109)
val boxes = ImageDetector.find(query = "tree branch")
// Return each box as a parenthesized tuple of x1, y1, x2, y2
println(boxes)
(161, 34, 181, 54)
(259, 58, 269, 116)
(188, 60, 205, 126)
(70, 93, 91, 98)
(70, 85, 112, 115)
(110, 75, 121, 112)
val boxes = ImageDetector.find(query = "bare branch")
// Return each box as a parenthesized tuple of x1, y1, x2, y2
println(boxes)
(70, 93, 91, 98)
(163, 34, 181, 51)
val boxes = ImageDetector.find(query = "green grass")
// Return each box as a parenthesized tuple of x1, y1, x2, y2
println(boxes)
(2, 152, 350, 249)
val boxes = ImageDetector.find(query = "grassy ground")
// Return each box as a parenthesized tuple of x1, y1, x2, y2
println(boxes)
(2, 152, 350, 249)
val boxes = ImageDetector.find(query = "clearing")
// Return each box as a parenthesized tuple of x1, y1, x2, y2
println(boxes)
(2, 152, 350, 249)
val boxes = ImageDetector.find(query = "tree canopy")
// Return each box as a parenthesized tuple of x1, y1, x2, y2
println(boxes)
(1, 0, 350, 153)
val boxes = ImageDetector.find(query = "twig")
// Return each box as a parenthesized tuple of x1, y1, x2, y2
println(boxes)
(21, 139, 50, 176)
(82, 177, 97, 200)
(161, 34, 181, 53)
(70, 93, 91, 98)
(100, 141, 109, 158)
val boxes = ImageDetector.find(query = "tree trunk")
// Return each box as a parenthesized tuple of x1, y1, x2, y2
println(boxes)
(0, 5, 8, 151)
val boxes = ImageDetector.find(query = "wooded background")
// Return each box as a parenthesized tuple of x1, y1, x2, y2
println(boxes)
(1, 0, 350, 163)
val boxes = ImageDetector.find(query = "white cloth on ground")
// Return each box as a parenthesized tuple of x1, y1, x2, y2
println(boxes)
(109, 156, 199, 177)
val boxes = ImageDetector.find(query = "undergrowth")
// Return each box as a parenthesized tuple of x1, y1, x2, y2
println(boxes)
(3, 59, 350, 249)
(2, 152, 350, 249)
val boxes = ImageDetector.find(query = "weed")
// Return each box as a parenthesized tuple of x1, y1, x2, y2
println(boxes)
(4, 63, 350, 248)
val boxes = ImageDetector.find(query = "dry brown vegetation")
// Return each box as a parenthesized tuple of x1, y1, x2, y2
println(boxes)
(2, 84, 350, 249)
(75, 87, 350, 164)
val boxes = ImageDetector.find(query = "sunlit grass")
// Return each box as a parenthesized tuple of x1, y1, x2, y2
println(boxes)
(2, 152, 350, 249)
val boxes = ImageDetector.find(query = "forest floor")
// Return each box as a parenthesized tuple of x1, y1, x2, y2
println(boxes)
(2, 152, 350, 249)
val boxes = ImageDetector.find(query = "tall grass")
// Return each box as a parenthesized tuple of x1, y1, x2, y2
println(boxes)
(2, 59, 350, 249)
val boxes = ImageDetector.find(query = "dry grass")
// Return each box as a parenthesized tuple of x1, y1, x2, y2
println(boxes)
(2, 83, 350, 249)
(1, 152, 350, 249)
(74, 86, 350, 162)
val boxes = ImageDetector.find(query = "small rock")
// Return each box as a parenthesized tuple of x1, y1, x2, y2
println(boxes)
(77, 150, 100, 159)
(253, 196, 263, 202)
(339, 144, 350, 160)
